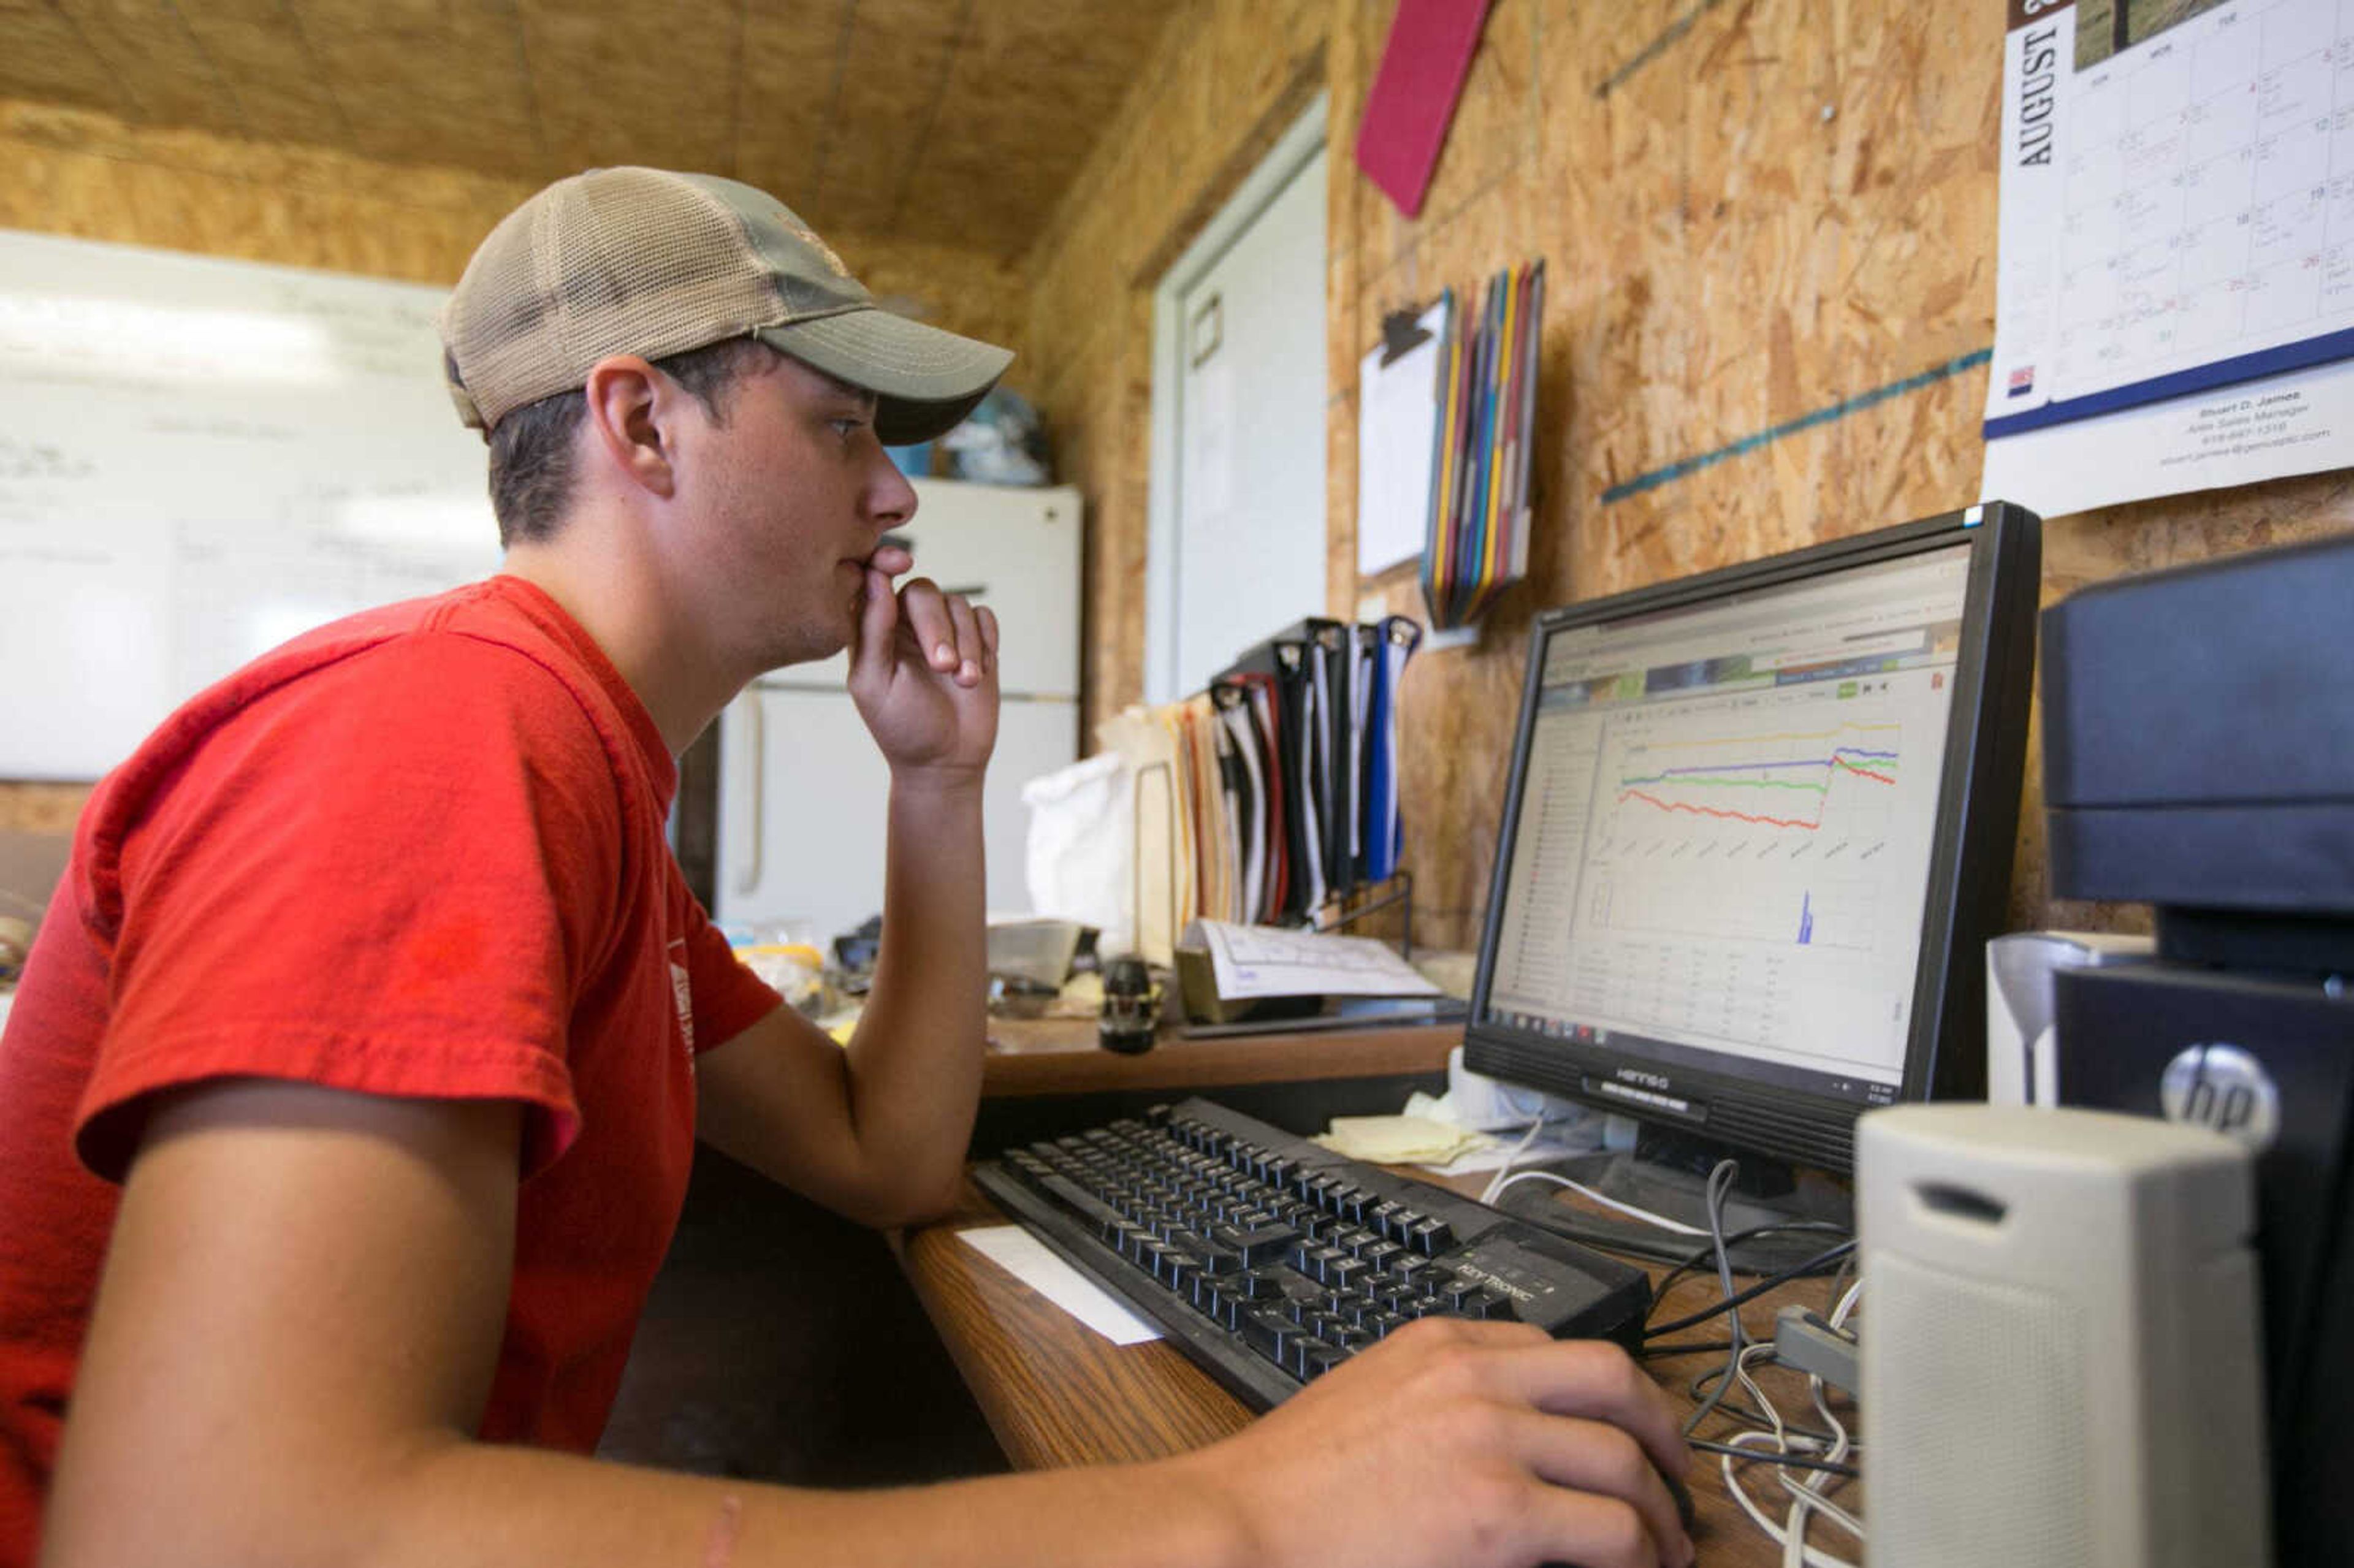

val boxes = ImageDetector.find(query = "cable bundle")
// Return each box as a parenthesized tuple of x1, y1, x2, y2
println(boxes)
(1651, 1163, 1865, 1567)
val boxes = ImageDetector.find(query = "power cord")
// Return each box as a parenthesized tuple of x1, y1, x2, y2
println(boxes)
(1713, 1279, 1865, 1567)
(1675, 1159, 1866, 1568)
(1682, 1161, 1749, 1437)
(1473, 1111, 1712, 1246)
(1642, 1239, 1855, 1338)
(1485, 1168, 1710, 1236)
(1476, 1116, 1555, 1203)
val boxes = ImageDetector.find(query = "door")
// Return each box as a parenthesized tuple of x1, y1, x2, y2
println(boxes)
(1149, 102, 1330, 702)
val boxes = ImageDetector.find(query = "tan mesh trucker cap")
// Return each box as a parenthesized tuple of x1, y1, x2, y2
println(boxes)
(438, 167, 1013, 444)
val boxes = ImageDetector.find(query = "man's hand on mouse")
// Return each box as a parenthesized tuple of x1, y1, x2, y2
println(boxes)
(1169, 1319, 1697, 1568)
(847, 546, 999, 785)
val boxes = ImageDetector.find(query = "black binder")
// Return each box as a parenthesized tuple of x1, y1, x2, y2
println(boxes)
(1303, 617, 1351, 900)
(1218, 615, 1422, 920)
(1224, 630, 1317, 920)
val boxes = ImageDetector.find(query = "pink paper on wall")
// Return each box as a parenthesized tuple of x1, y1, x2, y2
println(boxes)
(1353, 0, 1495, 219)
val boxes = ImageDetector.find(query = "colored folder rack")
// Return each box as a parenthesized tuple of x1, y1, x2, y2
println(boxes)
(1421, 259, 1544, 631)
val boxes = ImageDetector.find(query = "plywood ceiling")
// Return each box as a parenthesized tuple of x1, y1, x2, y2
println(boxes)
(0, 0, 1172, 261)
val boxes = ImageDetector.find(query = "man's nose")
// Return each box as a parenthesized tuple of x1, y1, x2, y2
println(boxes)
(866, 444, 918, 529)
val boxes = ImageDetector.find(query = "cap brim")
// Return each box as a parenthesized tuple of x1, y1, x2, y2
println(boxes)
(757, 309, 1015, 446)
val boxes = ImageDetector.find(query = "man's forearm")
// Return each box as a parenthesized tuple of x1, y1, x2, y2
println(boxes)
(56, 1430, 1248, 1568)
(381, 1441, 1245, 1568)
(840, 767, 988, 1216)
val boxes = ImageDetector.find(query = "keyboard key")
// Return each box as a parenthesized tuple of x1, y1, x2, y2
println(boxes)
(1213, 1224, 1300, 1267)
(1232, 1269, 1285, 1301)
(1300, 1342, 1351, 1379)
(1436, 1277, 1482, 1312)
(1240, 1308, 1295, 1366)
(1407, 1217, 1455, 1256)
(1035, 1173, 1128, 1237)
(1399, 1260, 1443, 1295)
(1195, 1243, 1243, 1276)
(1287, 1334, 1336, 1380)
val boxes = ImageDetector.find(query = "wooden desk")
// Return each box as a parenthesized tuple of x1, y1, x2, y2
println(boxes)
(971, 1018, 1458, 1159)
(981, 1016, 1460, 1099)
(902, 1172, 1855, 1568)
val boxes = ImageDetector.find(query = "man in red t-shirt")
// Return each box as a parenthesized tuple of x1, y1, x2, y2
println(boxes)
(0, 169, 1693, 1568)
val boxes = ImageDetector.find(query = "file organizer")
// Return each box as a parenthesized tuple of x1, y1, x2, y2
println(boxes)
(1420, 259, 1544, 632)
(1129, 615, 1424, 952)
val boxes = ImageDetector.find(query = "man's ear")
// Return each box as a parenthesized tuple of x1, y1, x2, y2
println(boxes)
(582, 356, 680, 501)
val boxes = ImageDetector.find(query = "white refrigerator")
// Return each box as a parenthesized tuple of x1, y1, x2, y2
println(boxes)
(713, 479, 1082, 944)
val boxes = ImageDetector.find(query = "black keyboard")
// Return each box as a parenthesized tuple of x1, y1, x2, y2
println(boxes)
(972, 1097, 1652, 1410)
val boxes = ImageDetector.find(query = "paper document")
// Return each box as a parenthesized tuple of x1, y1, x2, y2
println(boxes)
(1187, 918, 1443, 1001)
(957, 1225, 1161, 1345)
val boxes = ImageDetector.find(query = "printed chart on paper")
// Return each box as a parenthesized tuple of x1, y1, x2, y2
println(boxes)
(1190, 919, 1441, 1002)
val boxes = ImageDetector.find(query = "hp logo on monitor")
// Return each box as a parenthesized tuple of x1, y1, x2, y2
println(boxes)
(2160, 1043, 2280, 1152)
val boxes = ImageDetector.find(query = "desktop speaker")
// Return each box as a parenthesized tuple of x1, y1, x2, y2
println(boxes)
(1857, 1104, 2269, 1568)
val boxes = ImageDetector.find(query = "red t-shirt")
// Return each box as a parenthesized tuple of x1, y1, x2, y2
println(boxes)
(0, 576, 780, 1564)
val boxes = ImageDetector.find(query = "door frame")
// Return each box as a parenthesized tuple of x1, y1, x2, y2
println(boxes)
(1144, 92, 1329, 706)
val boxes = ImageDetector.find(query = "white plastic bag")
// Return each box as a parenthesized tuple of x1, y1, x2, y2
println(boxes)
(1021, 752, 1132, 955)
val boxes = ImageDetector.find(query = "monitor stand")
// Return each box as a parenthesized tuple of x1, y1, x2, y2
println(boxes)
(1499, 1122, 1853, 1277)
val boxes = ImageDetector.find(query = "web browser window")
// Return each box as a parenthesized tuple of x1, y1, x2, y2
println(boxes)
(1482, 544, 1975, 1106)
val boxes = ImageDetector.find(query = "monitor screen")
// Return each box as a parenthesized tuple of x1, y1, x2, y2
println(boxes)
(1465, 506, 2040, 1173)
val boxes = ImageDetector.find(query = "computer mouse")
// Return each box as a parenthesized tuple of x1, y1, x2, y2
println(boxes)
(1664, 1458, 1697, 1531)
(1538, 1460, 1696, 1568)
(1657, 1450, 1694, 1525)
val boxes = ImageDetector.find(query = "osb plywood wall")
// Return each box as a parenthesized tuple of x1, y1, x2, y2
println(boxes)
(1024, 0, 2354, 953)
(0, 96, 1029, 834)
(1021, 0, 1332, 731)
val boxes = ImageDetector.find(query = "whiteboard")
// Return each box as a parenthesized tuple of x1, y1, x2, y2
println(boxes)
(0, 230, 501, 780)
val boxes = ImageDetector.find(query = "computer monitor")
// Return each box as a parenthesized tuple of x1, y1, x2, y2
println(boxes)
(1464, 503, 2041, 1192)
